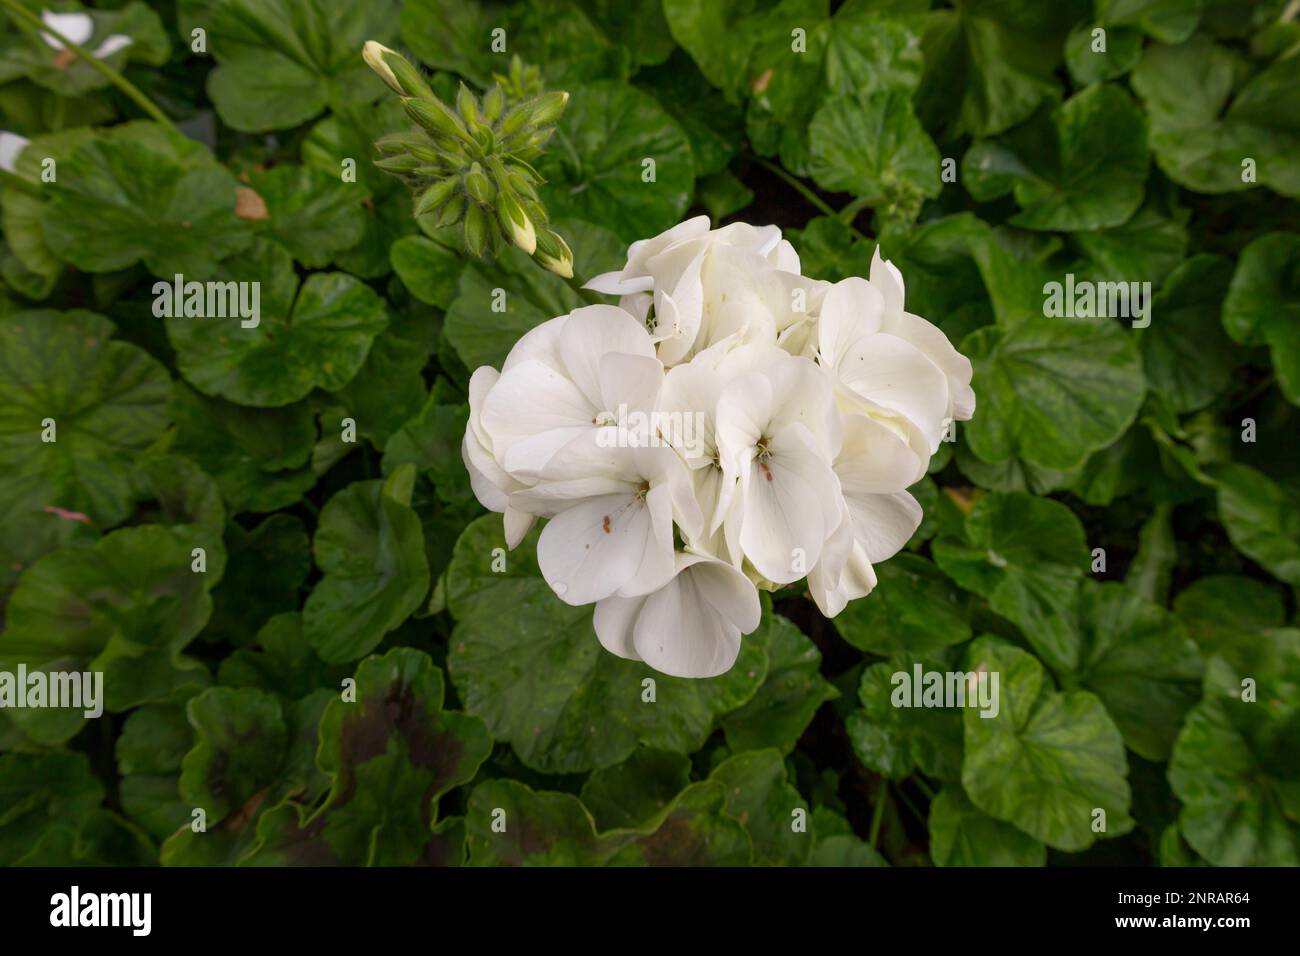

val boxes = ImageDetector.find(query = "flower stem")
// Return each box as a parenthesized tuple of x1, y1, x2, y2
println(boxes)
(914, 776, 937, 800)
(0, 0, 177, 132)
(868, 779, 888, 848)
(837, 195, 871, 226)
(743, 152, 873, 245)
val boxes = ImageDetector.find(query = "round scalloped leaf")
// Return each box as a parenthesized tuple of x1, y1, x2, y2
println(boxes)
(303, 466, 430, 663)
(928, 784, 1046, 866)
(960, 316, 1146, 472)
(932, 492, 1089, 674)
(43, 121, 253, 278)
(0, 309, 170, 528)
(1222, 232, 1300, 405)
(165, 240, 389, 407)
(832, 553, 972, 656)
(201, 0, 399, 132)
(961, 637, 1133, 852)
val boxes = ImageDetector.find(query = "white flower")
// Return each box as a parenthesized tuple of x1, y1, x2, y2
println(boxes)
(714, 351, 842, 584)
(0, 131, 31, 174)
(593, 552, 760, 678)
(40, 10, 134, 60)
(512, 434, 702, 606)
(461, 217, 976, 679)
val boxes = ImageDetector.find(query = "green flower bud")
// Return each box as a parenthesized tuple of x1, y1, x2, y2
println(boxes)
(363, 42, 435, 101)
(497, 191, 537, 255)
(463, 202, 491, 257)
(432, 191, 465, 229)
(374, 153, 423, 174)
(533, 228, 573, 278)
(456, 83, 481, 130)
(463, 162, 496, 204)
(483, 85, 506, 123)
(403, 97, 476, 150)
(414, 175, 460, 218)
(527, 91, 569, 128)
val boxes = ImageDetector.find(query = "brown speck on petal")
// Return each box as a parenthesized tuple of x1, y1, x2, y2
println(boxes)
(235, 187, 269, 221)
(53, 49, 76, 70)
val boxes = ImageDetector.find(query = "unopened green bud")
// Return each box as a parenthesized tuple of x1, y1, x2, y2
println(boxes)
(498, 102, 532, 138)
(363, 41, 404, 95)
(463, 162, 495, 203)
(463, 202, 491, 257)
(414, 175, 460, 217)
(432, 191, 465, 228)
(403, 97, 476, 149)
(527, 91, 569, 128)
(374, 153, 423, 174)
(497, 191, 536, 255)
(456, 83, 481, 129)
(483, 85, 506, 123)
(533, 228, 573, 278)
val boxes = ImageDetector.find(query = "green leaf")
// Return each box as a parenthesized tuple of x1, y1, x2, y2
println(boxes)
(1140, 255, 1243, 412)
(1132, 37, 1300, 198)
(708, 749, 811, 865)
(201, 0, 398, 132)
(1064, 22, 1142, 85)
(303, 100, 417, 278)
(166, 240, 389, 407)
(832, 553, 972, 655)
(928, 784, 1046, 866)
(166, 382, 317, 515)
(962, 84, 1149, 231)
(446, 515, 767, 774)
(390, 234, 465, 310)
(1222, 232, 1300, 405)
(0, 752, 106, 865)
(218, 612, 350, 700)
(465, 777, 752, 865)
(117, 704, 195, 842)
(0, 1, 169, 97)
(579, 747, 693, 830)
(537, 80, 694, 242)
(205, 515, 312, 646)
(445, 219, 624, 371)
(913, 3, 1070, 141)
(932, 492, 1088, 673)
(1099, 0, 1204, 43)
(721, 611, 837, 754)
(239, 648, 490, 866)
(638, 51, 745, 177)
(381, 394, 472, 504)
(1173, 575, 1287, 664)
(303, 465, 430, 663)
(847, 654, 964, 781)
(43, 121, 252, 278)
(249, 165, 368, 269)
(1168, 650, 1300, 865)
(1073, 581, 1202, 761)
(0, 308, 169, 527)
(808, 90, 940, 224)
(1210, 463, 1300, 585)
(961, 637, 1133, 852)
(961, 316, 1147, 471)
(0, 524, 217, 742)
(180, 687, 288, 822)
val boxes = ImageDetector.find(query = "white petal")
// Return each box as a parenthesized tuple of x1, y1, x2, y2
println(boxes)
(41, 11, 94, 47)
(0, 131, 30, 174)
(585, 271, 654, 295)
(870, 245, 906, 316)
(845, 490, 922, 564)
(503, 507, 535, 550)
(556, 305, 655, 408)
(91, 34, 133, 58)
(482, 358, 593, 469)
(593, 594, 646, 660)
(881, 310, 976, 421)
(535, 493, 652, 604)
(597, 352, 663, 423)
(502, 314, 567, 373)
(630, 554, 758, 678)
(836, 412, 927, 494)
(817, 277, 884, 369)
(836, 333, 950, 449)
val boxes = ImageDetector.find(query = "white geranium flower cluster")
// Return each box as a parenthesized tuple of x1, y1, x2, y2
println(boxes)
(463, 217, 974, 679)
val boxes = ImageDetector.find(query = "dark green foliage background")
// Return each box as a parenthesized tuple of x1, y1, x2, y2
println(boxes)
(0, 0, 1297, 866)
